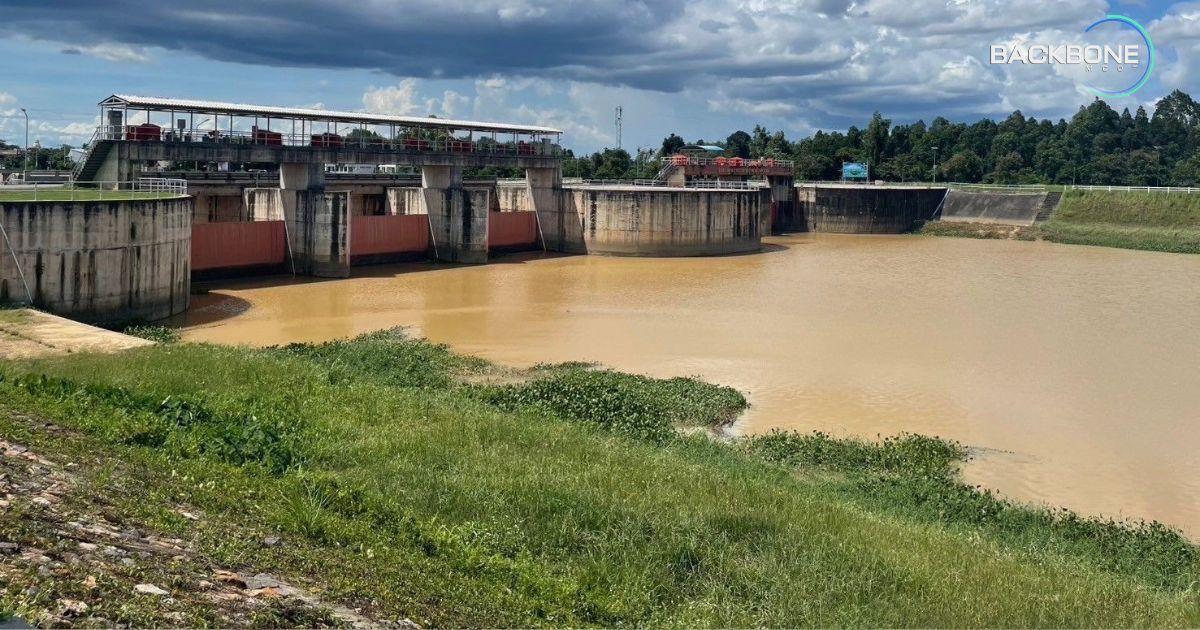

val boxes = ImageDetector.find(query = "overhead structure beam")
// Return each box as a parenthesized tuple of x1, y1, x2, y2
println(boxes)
(99, 94, 562, 136)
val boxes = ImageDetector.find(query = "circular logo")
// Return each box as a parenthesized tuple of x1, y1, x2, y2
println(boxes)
(1083, 15, 1155, 97)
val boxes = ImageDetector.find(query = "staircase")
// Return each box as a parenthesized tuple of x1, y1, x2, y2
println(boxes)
(71, 128, 114, 183)
(1034, 190, 1062, 223)
(653, 161, 676, 183)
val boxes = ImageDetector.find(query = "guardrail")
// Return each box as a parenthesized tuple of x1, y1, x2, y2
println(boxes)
(0, 178, 188, 202)
(670, 156, 793, 169)
(572, 179, 768, 190)
(95, 124, 563, 157)
(1068, 184, 1200, 194)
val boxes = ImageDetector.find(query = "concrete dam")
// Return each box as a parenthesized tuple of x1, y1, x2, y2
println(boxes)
(1, 93, 1044, 324)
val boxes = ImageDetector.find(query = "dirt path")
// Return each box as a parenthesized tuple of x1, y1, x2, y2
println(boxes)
(0, 310, 152, 360)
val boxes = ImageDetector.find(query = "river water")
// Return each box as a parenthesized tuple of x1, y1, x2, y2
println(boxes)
(173, 234, 1200, 536)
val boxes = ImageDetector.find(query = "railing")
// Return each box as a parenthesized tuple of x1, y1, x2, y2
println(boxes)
(0, 178, 188, 202)
(95, 124, 563, 157)
(948, 183, 1047, 192)
(572, 179, 768, 190)
(1068, 184, 1200, 194)
(72, 125, 105, 179)
(796, 180, 950, 188)
(669, 155, 794, 169)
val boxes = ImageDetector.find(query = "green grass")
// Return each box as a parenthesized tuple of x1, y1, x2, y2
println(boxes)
(923, 190, 1200, 253)
(1037, 190, 1200, 253)
(0, 190, 183, 202)
(120, 324, 181, 344)
(1052, 190, 1200, 229)
(0, 331, 1197, 627)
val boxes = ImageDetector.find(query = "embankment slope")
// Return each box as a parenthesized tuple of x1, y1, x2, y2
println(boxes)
(1041, 190, 1200, 253)
(1, 331, 1197, 627)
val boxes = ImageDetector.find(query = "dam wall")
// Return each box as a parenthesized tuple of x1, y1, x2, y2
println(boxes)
(0, 197, 192, 323)
(559, 186, 769, 256)
(795, 184, 947, 233)
(497, 181, 534, 212)
(387, 187, 427, 215)
(939, 190, 1047, 226)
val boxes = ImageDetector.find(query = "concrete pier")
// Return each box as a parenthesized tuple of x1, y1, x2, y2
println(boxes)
(526, 168, 575, 252)
(422, 166, 489, 264)
(279, 163, 349, 278)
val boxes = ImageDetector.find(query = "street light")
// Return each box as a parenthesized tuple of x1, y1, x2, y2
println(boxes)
(931, 146, 939, 184)
(19, 107, 29, 176)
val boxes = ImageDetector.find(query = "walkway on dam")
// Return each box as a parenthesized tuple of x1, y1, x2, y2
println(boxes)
(76, 94, 564, 182)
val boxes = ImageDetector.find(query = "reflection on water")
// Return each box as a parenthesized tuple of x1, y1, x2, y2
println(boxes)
(173, 234, 1200, 536)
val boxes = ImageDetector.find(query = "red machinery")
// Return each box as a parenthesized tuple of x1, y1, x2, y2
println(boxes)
(311, 133, 343, 148)
(125, 123, 162, 141)
(448, 140, 474, 153)
(403, 138, 430, 151)
(252, 126, 282, 146)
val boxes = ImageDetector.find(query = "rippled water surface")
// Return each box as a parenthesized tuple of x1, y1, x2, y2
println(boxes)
(173, 234, 1200, 536)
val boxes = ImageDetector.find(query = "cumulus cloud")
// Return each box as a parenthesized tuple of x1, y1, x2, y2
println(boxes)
(362, 79, 424, 115)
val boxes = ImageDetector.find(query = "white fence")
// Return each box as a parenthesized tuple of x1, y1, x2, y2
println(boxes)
(0, 178, 188, 202)
(1067, 184, 1200, 194)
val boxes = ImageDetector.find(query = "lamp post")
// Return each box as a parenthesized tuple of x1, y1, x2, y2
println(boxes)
(931, 146, 939, 184)
(20, 107, 29, 176)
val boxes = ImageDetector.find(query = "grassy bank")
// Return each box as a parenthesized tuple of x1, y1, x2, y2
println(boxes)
(1, 330, 1197, 627)
(919, 220, 1036, 241)
(1039, 190, 1200, 253)
(923, 190, 1200, 253)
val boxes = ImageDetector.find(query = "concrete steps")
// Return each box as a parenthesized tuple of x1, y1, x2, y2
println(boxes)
(71, 139, 113, 182)
(1035, 191, 1062, 223)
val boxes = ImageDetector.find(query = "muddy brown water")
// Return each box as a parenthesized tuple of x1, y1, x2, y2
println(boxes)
(172, 234, 1200, 537)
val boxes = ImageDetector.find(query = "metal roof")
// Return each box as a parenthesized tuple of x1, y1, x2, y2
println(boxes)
(100, 94, 563, 135)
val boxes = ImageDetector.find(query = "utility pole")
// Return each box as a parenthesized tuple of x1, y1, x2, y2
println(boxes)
(614, 106, 623, 151)
(20, 108, 29, 176)
(931, 146, 939, 184)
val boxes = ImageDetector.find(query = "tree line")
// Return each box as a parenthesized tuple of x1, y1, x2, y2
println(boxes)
(563, 89, 1200, 186)
(0, 141, 75, 172)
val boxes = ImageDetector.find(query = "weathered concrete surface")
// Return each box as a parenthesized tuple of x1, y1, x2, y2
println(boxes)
(0, 308, 153, 359)
(561, 186, 769, 256)
(940, 190, 1046, 226)
(387, 187, 427, 215)
(0, 197, 191, 323)
(497, 180, 534, 212)
(527, 168, 575, 252)
(244, 188, 284, 221)
(796, 184, 946, 233)
(767, 176, 796, 233)
(192, 192, 245, 223)
(279, 164, 349, 278)
(423, 166, 489, 263)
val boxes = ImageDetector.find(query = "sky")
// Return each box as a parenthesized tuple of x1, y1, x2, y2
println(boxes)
(0, 0, 1196, 154)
